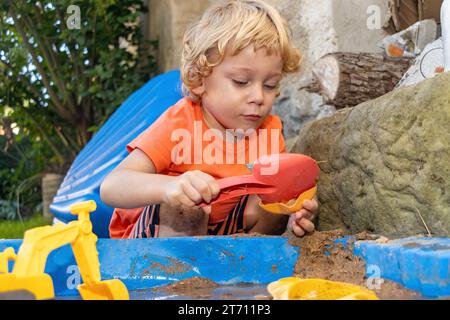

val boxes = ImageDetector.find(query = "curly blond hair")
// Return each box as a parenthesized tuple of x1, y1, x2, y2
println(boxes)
(181, 0, 302, 103)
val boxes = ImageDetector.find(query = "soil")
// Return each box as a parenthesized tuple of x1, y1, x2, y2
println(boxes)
(130, 255, 191, 278)
(152, 276, 220, 293)
(231, 232, 279, 238)
(146, 279, 269, 300)
(283, 229, 422, 300)
(150, 230, 423, 300)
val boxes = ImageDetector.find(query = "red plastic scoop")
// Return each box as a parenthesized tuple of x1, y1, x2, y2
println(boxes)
(203, 153, 320, 214)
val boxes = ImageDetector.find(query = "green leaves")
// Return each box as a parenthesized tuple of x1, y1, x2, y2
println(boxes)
(1, 0, 158, 218)
(1, 0, 157, 155)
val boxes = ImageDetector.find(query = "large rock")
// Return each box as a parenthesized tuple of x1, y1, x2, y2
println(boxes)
(290, 72, 450, 237)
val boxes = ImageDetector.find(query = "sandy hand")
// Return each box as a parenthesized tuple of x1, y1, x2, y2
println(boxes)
(287, 198, 319, 237)
(162, 170, 220, 213)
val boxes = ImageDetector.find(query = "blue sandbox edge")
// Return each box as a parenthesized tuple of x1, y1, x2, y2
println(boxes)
(0, 237, 298, 297)
(1, 236, 449, 298)
(353, 236, 450, 298)
(325, 236, 450, 298)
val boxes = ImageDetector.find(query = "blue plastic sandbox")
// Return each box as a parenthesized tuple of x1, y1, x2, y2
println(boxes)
(0, 236, 449, 299)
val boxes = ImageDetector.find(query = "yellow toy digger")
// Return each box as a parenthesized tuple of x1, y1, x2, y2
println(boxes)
(0, 200, 128, 300)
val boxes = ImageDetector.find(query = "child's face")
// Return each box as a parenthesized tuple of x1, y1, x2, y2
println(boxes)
(193, 45, 283, 132)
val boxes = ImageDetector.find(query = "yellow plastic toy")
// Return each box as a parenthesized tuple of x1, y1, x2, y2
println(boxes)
(267, 277, 379, 300)
(0, 200, 129, 300)
(258, 186, 317, 215)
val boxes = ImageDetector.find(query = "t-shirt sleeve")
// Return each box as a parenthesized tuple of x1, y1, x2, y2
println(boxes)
(126, 111, 177, 173)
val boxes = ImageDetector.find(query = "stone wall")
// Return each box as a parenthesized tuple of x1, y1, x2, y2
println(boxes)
(146, 0, 210, 73)
(145, 0, 391, 137)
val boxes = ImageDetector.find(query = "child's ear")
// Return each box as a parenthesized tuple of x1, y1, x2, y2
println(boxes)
(192, 83, 205, 97)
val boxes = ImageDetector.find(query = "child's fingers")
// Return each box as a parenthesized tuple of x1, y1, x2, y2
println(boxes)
(209, 180, 220, 198)
(188, 173, 213, 203)
(291, 221, 305, 237)
(287, 213, 295, 228)
(293, 209, 312, 221)
(180, 179, 203, 204)
(293, 200, 318, 221)
(195, 170, 220, 197)
(288, 215, 305, 237)
(191, 170, 221, 202)
(297, 218, 315, 233)
(201, 205, 212, 215)
(302, 199, 318, 214)
(177, 193, 197, 208)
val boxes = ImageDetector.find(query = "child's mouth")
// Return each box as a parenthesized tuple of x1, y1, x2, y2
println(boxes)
(242, 114, 262, 121)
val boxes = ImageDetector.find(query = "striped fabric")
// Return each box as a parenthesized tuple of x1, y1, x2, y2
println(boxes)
(130, 195, 250, 238)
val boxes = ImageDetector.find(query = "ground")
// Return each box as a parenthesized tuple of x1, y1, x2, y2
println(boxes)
(0, 215, 51, 239)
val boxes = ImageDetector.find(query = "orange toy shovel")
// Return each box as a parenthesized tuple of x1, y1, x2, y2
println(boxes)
(202, 153, 320, 214)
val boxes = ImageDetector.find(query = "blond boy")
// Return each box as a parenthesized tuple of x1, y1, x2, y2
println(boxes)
(101, 0, 318, 238)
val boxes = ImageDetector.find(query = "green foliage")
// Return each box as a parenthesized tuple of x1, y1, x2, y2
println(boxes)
(0, 0, 157, 219)
(0, 214, 52, 239)
(0, 135, 45, 220)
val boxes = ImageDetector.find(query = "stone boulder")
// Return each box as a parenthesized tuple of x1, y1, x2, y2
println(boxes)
(290, 72, 450, 237)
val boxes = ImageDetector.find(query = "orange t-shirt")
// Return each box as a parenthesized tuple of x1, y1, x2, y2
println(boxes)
(109, 97, 285, 238)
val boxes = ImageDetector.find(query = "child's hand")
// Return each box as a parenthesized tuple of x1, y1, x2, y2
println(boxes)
(162, 170, 220, 210)
(287, 197, 319, 237)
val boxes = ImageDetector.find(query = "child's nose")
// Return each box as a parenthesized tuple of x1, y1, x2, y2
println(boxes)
(247, 83, 264, 105)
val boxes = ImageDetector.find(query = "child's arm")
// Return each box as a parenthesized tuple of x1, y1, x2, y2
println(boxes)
(100, 149, 219, 209)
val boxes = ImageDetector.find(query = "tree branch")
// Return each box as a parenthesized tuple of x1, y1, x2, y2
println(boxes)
(17, 105, 65, 164)
(1, 61, 76, 159)
(0, 148, 21, 163)
(20, 3, 78, 115)
(0, 58, 43, 101)
(55, 5, 85, 91)
(54, 126, 78, 158)
(33, 4, 79, 111)
(8, 2, 74, 124)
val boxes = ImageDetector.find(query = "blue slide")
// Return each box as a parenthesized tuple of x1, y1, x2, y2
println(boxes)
(50, 70, 183, 238)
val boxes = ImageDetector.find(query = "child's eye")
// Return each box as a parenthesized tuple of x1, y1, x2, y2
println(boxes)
(264, 84, 278, 90)
(232, 79, 248, 86)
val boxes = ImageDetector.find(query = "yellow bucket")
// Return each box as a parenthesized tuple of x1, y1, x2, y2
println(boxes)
(268, 277, 379, 300)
